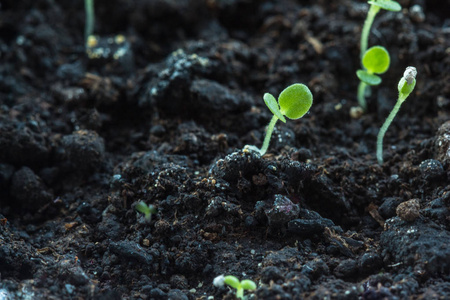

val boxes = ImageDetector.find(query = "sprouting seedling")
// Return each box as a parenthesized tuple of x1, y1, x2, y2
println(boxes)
(377, 66, 417, 164)
(360, 0, 402, 58)
(356, 46, 391, 112)
(245, 83, 313, 156)
(213, 275, 257, 300)
(357, 0, 401, 112)
(85, 0, 95, 47)
(135, 201, 157, 222)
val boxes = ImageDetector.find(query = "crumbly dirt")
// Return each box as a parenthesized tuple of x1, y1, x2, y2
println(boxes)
(1, 0, 449, 299)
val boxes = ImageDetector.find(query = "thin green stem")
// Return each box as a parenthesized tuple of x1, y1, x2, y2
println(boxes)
(85, 0, 94, 45)
(357, 81, 368, 112)
(259, 115, 279, 156)
(236, 286, 244, 300)
(360, 4, 380, 59)
(376, 99, 403, 164)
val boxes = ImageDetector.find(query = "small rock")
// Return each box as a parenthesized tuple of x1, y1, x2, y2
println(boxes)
(396, 199, 420, 222)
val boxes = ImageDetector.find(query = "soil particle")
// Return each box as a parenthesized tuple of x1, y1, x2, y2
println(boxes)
(419, 159, 445, 181)
(309, 279, 360, 300)
(264, 194, 299, 228)
(1, 0, 449, 298)
(0, 163, 15, 190)
(10, 166, 53, 211)
(378, 197, 402, 219)
(109, 240, 153, 268)
(0, 123, 49, 167)
(287, 214, 335, 236)
(260, 265, 284, 284)
(334, 258, 358, 279)
(433, 120, 450, 167)
(395, 198, 420, 222)
(381, 218, 450, 275)
(60, 130, 105, 172)
(0, 225, 35, 280)
(58, 259, 90, 286)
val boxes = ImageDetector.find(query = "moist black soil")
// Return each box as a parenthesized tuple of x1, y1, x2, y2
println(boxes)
(1, 0, 450, 299)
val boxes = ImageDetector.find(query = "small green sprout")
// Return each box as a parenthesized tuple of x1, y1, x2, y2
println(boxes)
(357, 46, 391, 112)
(377, 66, 417, 164)
(213, 275, 257, 300)
(358, 0, 401, 112)
(85, 0, 95, 47)
(245, 83, 313, 155)
(360, 0, 402, 58)
(135, 201, 157, 222)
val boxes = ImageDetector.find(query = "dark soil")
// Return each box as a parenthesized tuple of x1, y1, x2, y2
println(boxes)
(1, 0, 449, 299)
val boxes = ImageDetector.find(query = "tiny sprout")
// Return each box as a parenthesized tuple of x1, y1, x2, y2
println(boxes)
(213, 275, 257, 300)
(358, 0, 401, 112)
(376, 66, 417, 164)
(135, 201, 157, 222)
(245, 83, 313, 155)
(357, 46, 391, 111)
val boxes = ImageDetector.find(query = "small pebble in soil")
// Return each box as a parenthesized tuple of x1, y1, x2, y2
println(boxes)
(396, 199, 420, 222)
(419, 159, 444, 181)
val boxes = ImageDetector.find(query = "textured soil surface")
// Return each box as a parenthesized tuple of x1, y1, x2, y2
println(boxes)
(1, 0, 450, 299)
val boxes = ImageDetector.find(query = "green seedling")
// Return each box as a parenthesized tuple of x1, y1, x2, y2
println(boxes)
(213, 275, 257, 300)
(245, 83, 313, 155)
(377, 66, 417, 164)
(357, 0, 401, 112)
(356, 46, 391, 112)
(360, 0, 402, 58)
(135, 201, 157, 222)
(85, 0, 95, 47)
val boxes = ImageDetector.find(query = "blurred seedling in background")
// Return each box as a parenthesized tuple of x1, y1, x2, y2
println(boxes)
(377, 66, 417, 164)
(135, 201, 157, 222)
(356, 46, 391, 112)
(245, 83, 313, 156)
(213, 275, 257, 300)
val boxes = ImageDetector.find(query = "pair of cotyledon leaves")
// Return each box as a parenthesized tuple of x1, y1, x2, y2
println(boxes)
(264, 83, 313, 122)
(357, 46, 391, 86)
